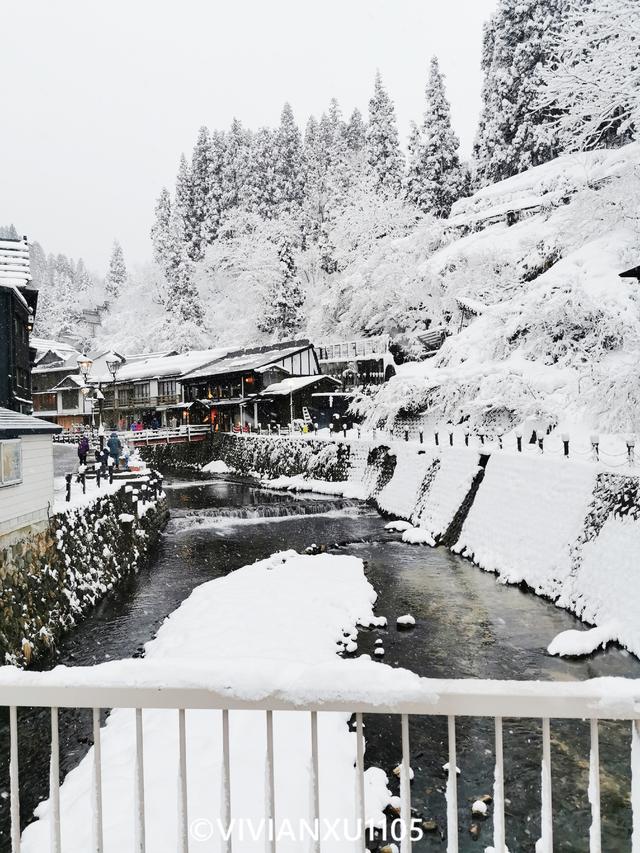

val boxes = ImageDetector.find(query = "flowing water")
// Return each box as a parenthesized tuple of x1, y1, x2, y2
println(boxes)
(0, 467, 639, 851)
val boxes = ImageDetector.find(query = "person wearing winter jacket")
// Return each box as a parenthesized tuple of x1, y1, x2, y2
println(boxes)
(77, 435, 90, 465)
(107, 432, 122, 467)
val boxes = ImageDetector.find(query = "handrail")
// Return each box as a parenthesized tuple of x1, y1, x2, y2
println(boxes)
(0, 668, 638, 718)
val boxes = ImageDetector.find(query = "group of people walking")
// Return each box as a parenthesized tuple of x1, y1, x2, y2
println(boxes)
(76, 431, 132, 471)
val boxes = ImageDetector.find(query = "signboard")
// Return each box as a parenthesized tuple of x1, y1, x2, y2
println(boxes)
(0, 440, 23, 486)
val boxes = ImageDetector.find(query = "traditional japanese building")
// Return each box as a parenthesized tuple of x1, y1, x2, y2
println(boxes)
(0, 236, 38, 414)
(181, 340, 322, 431)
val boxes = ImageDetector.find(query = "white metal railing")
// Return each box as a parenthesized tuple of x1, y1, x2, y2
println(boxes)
(118, 424, 212, 445)
(2, 673, 640, 852)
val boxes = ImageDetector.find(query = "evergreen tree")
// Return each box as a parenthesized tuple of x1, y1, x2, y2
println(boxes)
(190, 126, 213, 260)
(346, 108, 366, 152)
(221, 118, 251, 213)
(175, 154, 196, 253)
(274, 103, 305, 215)
(365, 71, 404, 196)
(105, 240, 127, 300)
(74, 258, 92, 293)
(150, 188, 173, 269)
(406, 57, 464, 217)
(243, 127, 279, 218)
(258, 237, 304, 337)
(474, 0, 566, 185)
(162, 210, 204, 326)
(204, 129, 226, 244)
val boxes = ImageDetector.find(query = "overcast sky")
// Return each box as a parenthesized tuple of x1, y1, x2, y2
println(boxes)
(0, 0, 496, 274)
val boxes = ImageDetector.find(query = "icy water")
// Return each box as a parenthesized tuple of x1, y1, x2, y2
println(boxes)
(1, 469, 639, 851)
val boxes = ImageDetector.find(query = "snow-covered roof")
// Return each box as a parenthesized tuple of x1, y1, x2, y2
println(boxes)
(182, 343, 313, 381)
(261, 375, 341, 396)
(0, 236, 31, 289)
(49, 374, 85, 391)
(90, 348, 229, 384)
(31, 338, 81, 366)
(0, 407, 61, 436)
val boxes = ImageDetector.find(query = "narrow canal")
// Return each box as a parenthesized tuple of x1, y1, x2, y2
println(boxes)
(1, 466, 639, 851)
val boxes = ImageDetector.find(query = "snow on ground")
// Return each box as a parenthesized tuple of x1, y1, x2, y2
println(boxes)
(456, 452, 597, 596)
(356, 141, 640, 437)
(263, 475, 368, 501)
(547, 623, 618, 657)
(53, 473, 122, 512)
(19, 551, 414, 852)
(201, 459, 231, 474)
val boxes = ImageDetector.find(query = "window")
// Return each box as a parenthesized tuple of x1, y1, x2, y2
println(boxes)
(158, 379, 176, 400)
(135, 382, 150, 402)
(0, 440, 22, 486)
(61, 389, 78, 410)
(33, 394, 57, 412)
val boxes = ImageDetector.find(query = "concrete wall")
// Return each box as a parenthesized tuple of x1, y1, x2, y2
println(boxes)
(0, 434, 54, 537)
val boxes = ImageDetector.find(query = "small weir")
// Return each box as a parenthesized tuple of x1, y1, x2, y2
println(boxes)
(0, 471, 638, 852)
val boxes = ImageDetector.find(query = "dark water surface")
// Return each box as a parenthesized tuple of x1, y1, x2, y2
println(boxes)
(1, 470, 638, 852)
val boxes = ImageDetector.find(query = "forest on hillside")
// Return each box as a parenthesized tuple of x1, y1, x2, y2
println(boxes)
(30, 0, 638, 363)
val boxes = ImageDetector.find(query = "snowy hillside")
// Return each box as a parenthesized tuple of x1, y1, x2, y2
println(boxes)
(358, 142, 640, 435)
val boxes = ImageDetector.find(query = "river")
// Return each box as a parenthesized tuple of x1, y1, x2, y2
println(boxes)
(1, 464, 638, 851)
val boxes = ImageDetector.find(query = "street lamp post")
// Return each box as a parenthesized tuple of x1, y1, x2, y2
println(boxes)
(105, 353, 123, 431)
(77, 353, 94, 431)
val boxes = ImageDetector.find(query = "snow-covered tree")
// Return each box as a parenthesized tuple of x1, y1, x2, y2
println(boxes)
(204, 129, 226, 243)
(274, 103, 306, 216)
(190, 126, 213, 260)
(0, 224, 19, 239)
(474, 0, 566, 185)
(220, 118, 251, 213)
(258, 236, 305, 337)
(174, 154, 196, 251)
(346, 108, 366, 153)
(365, 71, 404, 196)
(406, 57, 465, 217)
(74, 258, 92, 294)
(539, 0, 639, 151)
(105, 240, 127, 299)
(150, 188, 173, 270)
(243, 127, 279, 218)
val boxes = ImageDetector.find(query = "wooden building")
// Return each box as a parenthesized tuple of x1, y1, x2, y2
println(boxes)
(181, 340, 321, 431)
(0, 236, 37, 414)
(0, 407, 61, 544)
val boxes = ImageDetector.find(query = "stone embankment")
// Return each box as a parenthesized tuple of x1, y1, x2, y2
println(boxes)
(0, 475, 168, 665)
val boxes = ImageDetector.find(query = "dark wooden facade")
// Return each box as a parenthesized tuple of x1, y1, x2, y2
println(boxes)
(0, 284, 36, 414)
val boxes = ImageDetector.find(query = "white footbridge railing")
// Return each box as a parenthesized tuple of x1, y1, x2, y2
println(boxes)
(2, 674, 640, 852)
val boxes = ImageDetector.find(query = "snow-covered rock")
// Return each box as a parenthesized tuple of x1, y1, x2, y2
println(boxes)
(547, 623, 617, 657)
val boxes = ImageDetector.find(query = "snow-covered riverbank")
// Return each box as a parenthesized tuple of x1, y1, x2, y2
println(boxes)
(18, 550, 421, 852)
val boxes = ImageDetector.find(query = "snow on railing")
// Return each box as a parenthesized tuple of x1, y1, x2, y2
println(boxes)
(1, 672, 639, 852)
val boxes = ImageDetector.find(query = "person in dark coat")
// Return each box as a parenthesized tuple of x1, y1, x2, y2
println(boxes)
(77, 435, 90, 466)
(107, 432, 122, 467)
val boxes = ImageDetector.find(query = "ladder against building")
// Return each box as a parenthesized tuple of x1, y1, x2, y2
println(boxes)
(302, 406, 313, 425)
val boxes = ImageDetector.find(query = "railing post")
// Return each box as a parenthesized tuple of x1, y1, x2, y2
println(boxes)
(65, 473, 71, 502)
(447, 715, 458, 853)
(50, 707, 61, 853)
(563, 433, 570, 458)
(266, 711, 276, 853)
(434, 431, 439, 447)
(449, 431, 454, 447)
(135, 708, 146, 852)
(591, 434, 600, 463)
(400, 714, 412, 853)
(465, 431, 469, 447)
(177, 709, 188, 853)
(355, 713, 366, 853)
(404, 429, 409, 442)
(540, 717, 553, 853)
(419, 429, 423, 445)
(589, 719, 601, 853)
(10, 706, 20, 853)
(310, 712, 320, 853)
(516, 431, 522, 452)
(628, 438, 636, 467)
(493, 717, 506, 853)
(92, 708, 104, 853)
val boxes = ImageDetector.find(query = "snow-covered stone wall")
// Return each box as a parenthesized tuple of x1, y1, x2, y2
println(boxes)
(0, 479, 168, 666)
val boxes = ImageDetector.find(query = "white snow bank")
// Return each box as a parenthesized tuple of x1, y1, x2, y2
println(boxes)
(547, 623, 617, 658)
(385, 520, 413, 532)
(411, 448, 482, 540)
(376, 446, 435, 519)
(562, 514, 640, 657)
(264, 475, 368, 501)
(401, 526, 436, 546)
(457, 452, 597, 596)
(201, 459, 231, 474)
(18, 551, 406, 853)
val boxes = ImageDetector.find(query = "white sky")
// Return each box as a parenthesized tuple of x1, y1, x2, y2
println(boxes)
(0, 0, 496, 274)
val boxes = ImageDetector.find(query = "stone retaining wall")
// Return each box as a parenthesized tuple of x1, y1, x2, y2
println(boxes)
(0, 483, 168, 666)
